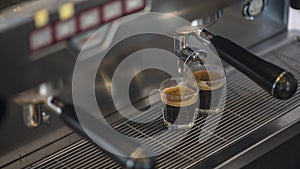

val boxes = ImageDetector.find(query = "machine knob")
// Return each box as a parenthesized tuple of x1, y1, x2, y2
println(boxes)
(243, 0, 264, 20)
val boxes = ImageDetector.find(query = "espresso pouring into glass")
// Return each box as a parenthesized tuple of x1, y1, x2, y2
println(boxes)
(177, 47, 226, 114)
(191, 64, 226, 114)
(159, 64, 225, 130)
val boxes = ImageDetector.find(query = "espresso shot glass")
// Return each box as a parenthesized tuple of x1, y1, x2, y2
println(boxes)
(191, 64, 226, 115)
(159, 78, 199, 130)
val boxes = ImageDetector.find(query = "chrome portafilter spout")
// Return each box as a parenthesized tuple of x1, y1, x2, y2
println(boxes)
(173, 9, 223, 74)
(174, 29, 207, 74)
(174, 12, 297, 100)
(13, 79, 63, 128)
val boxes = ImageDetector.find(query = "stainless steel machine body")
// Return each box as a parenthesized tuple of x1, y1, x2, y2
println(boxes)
(0, 0, 300, 168)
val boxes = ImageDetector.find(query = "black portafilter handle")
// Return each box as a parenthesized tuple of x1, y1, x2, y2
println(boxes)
(290, 0, 300, 9)
(46, 97, 156, 169)
(202, 30, 297, 99)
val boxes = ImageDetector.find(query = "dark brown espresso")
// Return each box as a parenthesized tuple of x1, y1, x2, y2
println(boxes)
(161, 85, 198, 125)
(193, 70, 224, 110)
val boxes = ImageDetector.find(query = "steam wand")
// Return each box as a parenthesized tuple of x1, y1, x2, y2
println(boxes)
(44, 96, 156, 169)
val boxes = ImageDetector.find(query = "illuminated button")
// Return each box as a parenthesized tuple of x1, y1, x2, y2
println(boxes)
(102, 0, 123, 22)
(34, 9, 49, 28)
(124, 0, 145, 13)
(29, 26, 53, 51)
(79, 8, 101, 31)
(54, 18, 77, 41)
(59, 3, 75, 21)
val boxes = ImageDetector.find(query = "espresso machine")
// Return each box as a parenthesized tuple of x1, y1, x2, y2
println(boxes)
(1, 0, 300, 168)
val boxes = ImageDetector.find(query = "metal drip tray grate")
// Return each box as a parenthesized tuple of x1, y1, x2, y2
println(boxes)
(27, 39, 300, 169)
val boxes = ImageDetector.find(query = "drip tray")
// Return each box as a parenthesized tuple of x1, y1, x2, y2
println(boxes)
(26, 35, 300, 169)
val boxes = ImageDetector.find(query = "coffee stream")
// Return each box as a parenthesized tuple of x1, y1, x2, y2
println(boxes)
(162, 60, 224, 127)
(177, 60, 225, 112)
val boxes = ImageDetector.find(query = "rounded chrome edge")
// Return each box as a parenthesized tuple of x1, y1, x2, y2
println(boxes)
(271, 71, 287, 96)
